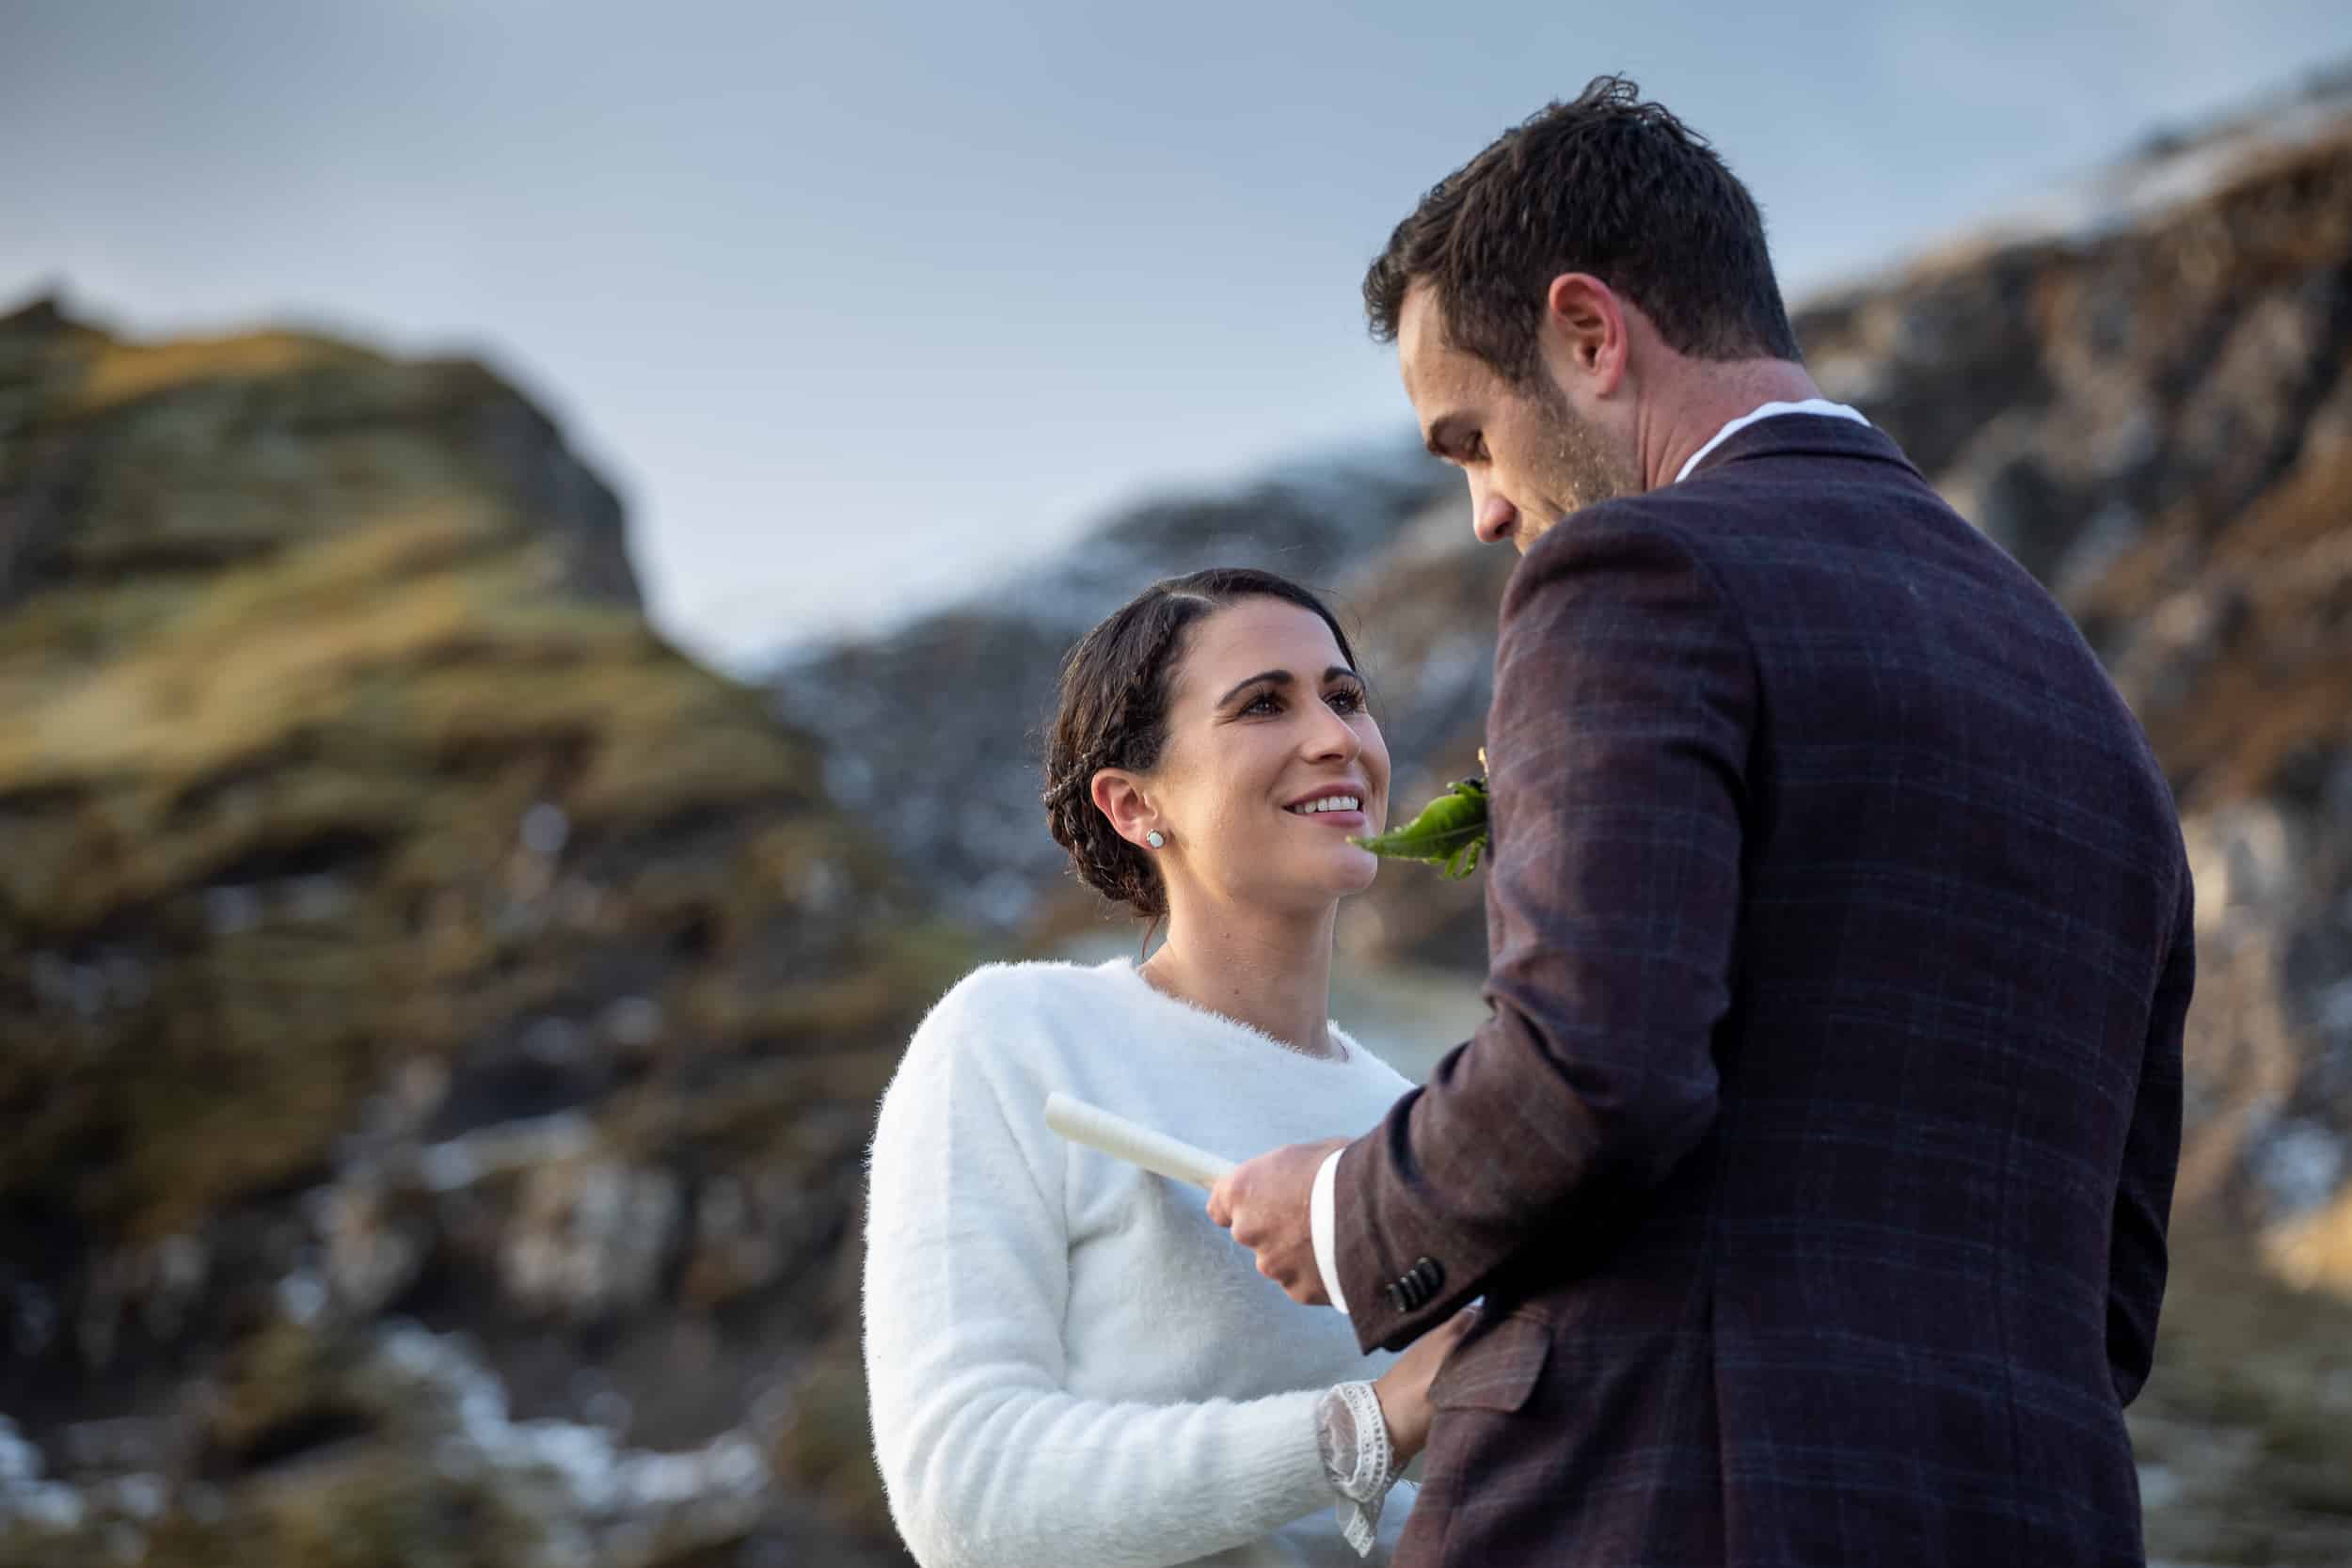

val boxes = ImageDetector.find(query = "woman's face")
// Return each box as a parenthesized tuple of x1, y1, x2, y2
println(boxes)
(1136, 597, 1391, 916)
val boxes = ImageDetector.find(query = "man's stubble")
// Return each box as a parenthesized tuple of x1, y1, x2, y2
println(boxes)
(1526, 371, 1645, 541)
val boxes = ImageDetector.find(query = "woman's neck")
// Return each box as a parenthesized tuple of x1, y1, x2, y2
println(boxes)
(1138, 901, 1341, 1058)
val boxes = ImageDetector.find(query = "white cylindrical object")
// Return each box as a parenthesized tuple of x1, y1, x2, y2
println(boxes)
(1044, 1092, 1236, 1191)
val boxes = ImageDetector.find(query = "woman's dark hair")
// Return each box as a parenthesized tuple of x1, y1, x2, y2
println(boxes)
(1362, 74, 1802, 385)
(1041, 567, 1359, 920)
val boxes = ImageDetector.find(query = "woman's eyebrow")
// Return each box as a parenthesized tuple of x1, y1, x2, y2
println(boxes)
(1216, 669, 1292, 706)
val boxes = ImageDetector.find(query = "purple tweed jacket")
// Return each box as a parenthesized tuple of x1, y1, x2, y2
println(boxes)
(1335, 416, 2192, 1567)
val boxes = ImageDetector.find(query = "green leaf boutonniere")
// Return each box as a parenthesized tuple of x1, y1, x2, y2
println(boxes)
(1350, 751, 1489, 880)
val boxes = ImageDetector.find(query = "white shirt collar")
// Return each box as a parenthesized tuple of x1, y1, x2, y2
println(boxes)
(1674, 398, 1870, 484)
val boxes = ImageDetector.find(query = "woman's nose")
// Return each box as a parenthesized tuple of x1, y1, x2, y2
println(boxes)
(1303, 704, 1360, 760)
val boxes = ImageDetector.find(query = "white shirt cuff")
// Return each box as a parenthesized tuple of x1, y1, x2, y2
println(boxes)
(1311, 1146, 1349, 1314)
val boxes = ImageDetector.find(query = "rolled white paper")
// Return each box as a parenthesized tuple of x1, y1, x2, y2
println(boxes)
(1043, 1091, 1236, 1191)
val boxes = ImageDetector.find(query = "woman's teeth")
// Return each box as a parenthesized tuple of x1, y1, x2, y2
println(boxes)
(1288, 796, 1361, 815)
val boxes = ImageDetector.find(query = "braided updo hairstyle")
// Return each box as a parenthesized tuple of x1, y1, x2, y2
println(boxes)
(1041, 567, 1361, 921)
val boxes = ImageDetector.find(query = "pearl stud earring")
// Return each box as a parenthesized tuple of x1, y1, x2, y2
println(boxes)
(1146, 831, 1166, 848)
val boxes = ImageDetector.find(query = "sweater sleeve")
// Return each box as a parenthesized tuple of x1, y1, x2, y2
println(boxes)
(862, 973, 1341, 1568)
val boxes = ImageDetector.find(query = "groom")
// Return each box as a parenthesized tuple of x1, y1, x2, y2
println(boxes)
(1211, 77, 2193, 1566)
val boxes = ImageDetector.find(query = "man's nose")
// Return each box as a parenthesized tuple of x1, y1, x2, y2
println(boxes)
(1471, 483, 1518, 546)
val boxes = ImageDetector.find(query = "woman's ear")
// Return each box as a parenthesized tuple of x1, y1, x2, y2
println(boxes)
(1090, 769, 1160, 848)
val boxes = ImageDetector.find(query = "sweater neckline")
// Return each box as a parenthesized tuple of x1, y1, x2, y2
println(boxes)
(1097, 958, 1358, 1067)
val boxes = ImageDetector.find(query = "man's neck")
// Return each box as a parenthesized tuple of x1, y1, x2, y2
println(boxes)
(1141, 901, 1341, 1058)
(1638, 358, 1826, 492)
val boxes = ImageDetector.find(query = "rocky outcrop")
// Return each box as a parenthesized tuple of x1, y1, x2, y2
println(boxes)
(0, 295, 640, 614)
(1793, 100, 2352, 1558)
(776, 76, 2352, 1563)
(8, 66, 2352, 1568)
(771, 445, 1456, 930)
(1793, 94, 2352, 1272)
(1352, 87, 2352, 1560)
(0, 297, 948, 1565)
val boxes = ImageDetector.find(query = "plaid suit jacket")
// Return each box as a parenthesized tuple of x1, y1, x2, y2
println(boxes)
(1335, 416, 2193, 1567)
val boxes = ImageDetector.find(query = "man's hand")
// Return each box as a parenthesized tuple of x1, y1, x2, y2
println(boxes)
(1374, 1304, 1479, 1463)
(1207, 1136, 1348, 1305)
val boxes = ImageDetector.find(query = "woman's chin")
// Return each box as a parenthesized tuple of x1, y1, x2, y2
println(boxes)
(1248, 852, 1379, 912)
(1322, 846, 1382, 898)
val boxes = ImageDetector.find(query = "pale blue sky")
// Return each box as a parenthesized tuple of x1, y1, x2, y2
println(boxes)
(7, 2, 2349, 670)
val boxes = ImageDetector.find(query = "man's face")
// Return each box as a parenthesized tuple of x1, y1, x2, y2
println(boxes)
(1397, 283, 1640, 553)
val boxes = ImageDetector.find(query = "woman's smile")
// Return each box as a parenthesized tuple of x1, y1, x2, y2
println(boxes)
(1284, 788, 1369, 831)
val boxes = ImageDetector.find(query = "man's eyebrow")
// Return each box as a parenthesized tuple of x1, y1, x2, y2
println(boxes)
(1215, 666, 1365, 707)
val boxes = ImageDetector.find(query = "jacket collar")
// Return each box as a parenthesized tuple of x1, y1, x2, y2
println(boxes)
(1683, 410, 1922, 482)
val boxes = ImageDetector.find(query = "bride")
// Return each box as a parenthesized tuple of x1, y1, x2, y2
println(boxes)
(863, 567, 1471, 1567)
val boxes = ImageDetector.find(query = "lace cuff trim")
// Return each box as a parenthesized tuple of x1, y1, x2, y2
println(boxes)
(1315, 1380, 1399, 1557)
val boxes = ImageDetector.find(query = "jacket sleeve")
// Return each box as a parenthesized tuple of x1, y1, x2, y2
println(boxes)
(2107, 871, 2192, 1405)
(1336, 515, 1754, 1353)
(861, 977, 1343, 1568)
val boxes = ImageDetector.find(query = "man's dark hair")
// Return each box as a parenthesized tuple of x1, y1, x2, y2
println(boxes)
(1363, 74, 1802, 382)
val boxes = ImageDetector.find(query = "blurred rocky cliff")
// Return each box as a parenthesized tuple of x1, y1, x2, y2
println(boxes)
(771, 443, 1461, 931)
(6, 69, 2352, 1568)
(0, 298, 961, 1564)
(773, 75, 2352, 1563)
(1791, 84, 2352, 1561)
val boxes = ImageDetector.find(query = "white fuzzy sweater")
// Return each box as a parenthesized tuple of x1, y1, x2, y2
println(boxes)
(863, 958, 1421, 1568)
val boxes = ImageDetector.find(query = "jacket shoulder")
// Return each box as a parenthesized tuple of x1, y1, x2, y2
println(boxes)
(1511, 493, 1728, 582)
(1502, 496, 1747, 641)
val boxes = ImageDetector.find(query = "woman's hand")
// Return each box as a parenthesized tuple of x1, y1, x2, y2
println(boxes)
(1369, 1304, 1479, 1465)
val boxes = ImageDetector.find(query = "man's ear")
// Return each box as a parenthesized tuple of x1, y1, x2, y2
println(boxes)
(1543, 272, 1629, 395)
(1090, 769, 1159, 848)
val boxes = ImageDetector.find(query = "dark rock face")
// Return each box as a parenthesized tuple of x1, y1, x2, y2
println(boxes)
(771, 447, 1456, 931)
(777, 86, 2352, 1562)
(0, 297, 641, 614)
(0, 299, 943, 1565)
(1798, 109, 2352, 1561)
(1794, 111, 2352, 1259)
(8, 72, 2352, 1568)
